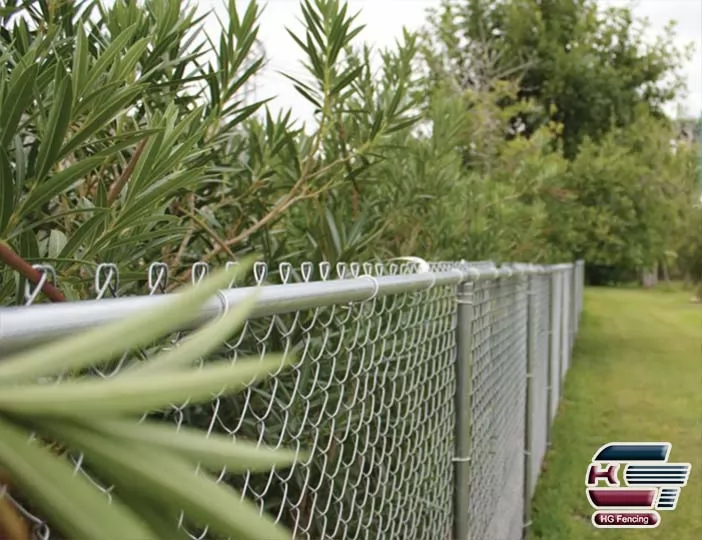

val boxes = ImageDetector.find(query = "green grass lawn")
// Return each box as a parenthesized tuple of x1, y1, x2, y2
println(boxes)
(529, 286, 702, 540)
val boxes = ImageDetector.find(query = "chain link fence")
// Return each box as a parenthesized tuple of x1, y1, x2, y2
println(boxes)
(0, 258, 585, 540)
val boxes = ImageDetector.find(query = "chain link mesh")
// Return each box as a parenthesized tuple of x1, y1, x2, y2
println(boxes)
(548, 271, 562, 423)
(526, 274, 551, 499)
(561, 268, 573, 383)
(1, 259, 585, 540)
(465, 274, 528, 540)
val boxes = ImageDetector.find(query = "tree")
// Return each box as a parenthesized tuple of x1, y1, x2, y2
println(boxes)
(668, 135, 702, 295)
(422, 0, 691, 158)
(558, 111, 698, 283)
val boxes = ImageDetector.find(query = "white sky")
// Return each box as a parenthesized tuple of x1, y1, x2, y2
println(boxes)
(199, 0, 702, 125)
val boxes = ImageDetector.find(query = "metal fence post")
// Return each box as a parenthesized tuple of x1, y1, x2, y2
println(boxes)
(573, 261, 580, 335)
(547, 267, 561, 430)
(523, 273, 537, 535)
(578, 260, 584, 329)
(454, 279, 475, 540)
(560, 268, 569, 387)
(577, 262, 581, 330)
(570, 262, 578, 352)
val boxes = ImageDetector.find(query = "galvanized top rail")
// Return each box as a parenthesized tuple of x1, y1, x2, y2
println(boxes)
(0, 263, 569, 355)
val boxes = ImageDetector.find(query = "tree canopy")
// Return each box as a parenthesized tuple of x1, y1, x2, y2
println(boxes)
(424, 0, 692, 158)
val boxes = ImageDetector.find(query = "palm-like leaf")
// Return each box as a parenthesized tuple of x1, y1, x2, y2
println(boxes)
(0, 261, 298, 539)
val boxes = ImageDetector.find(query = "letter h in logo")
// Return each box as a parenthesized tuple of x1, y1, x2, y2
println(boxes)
(587, 463, 620, 487)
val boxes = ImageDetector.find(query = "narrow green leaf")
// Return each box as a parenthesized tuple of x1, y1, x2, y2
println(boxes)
(82, 23, 139, 91)
(0, 259, 255, 384)
(387, 81, 404, 118)
(223, 58, 264, 103)
(61, 85, 146, 158)
(104, 213, 180, 233)
(140, 53, 208, 85)
(19, 156, 103, 217)
(226, 33, 258, 78)
(0, 417, 158, 540)
(35, 66, 73, 181)
(291, 83, 322, 110)
(12, 19, 31, 57)
(69, 417, 302, 472)
(126, 289, 261, 375)
(147, 111, 205, 184)
(0, 63, 38, 147)
(204, 66, 220, 108)
(299, 4, 325, 50)
(0, 147, 14, 233)
(91, 129, 163, 157)
(13, 134, 27, 205)
(219, 32, 231, 85)
(81, 216, 178, 259)
(115, 38, 149, 82)
(72, 25, 89, 104)
(58, 212, 109, 259)
(91, 226, 192, 252)
(285, 27, 308, 55)
(325, 207, 342, 254)
(0, 355, 289, 416)
(306, 33, 325, 80)
(385, 114, 421, 134)
(327, 13, 353, 66)
(220, 99, 270, 132)
(228, 0, 242, 35)
(113, 488, 191, 540)
(370, 110, 385, 139)
(15, 228, 39, 261)
(36, 424, 292, 540)
(239, 0, 261, 40)
(95, 174, 109, 208)
(117, 168, 207, 222)
(72, 80, 125, 116)
(345, 25, 365, 46)
(122, 135, 166, 206)
(331, 65, 364, 96)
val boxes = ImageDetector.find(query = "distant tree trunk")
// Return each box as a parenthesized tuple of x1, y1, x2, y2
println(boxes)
(641, 263, 659, 288)
(684, 273, 692, 288)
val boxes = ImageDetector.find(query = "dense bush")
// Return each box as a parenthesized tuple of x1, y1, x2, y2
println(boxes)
(1, 0, 698, 304)
(675, 203, 702, 296)
(562, 113, 700, 284)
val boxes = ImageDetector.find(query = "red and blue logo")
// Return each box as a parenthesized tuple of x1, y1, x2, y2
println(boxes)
(585, 442, 691, 528)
